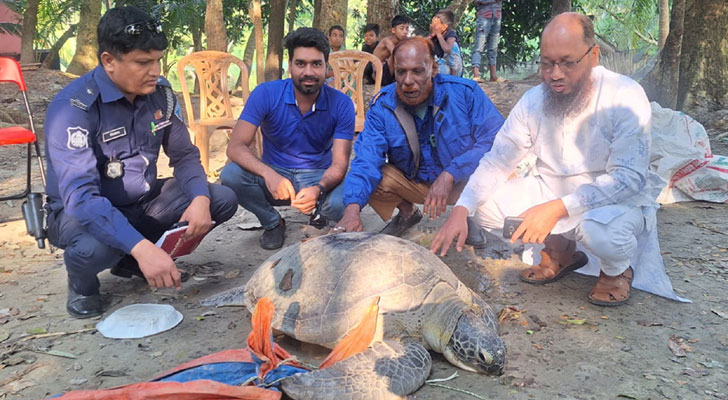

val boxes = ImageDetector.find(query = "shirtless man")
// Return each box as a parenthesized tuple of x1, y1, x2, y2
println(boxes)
(373, 15, 411, 86)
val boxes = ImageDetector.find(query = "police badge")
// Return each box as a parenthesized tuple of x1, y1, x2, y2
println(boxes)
(104, 157, 124, 179)
(66, 126, 89, 150)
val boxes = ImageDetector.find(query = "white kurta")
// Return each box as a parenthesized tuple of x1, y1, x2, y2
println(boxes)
(458, 66, 688, 302)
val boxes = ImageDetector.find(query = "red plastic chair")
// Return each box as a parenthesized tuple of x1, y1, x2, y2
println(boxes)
(0, 57, 46, 200)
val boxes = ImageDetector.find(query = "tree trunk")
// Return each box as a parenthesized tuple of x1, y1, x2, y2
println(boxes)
(265, 0, 286, 81)
(644, 0, 685, 109)
(67, 0, 101, 75)
(367, 0, 399, 38)
(551, 0, 571, 16)
(250, 0, 265, 84)
(658, 0, 670, 49)
(313, 0, 323, 30)
(205, 0, 227, 51)
(314, 0, 348, 38)
(448, 0, 470, 28)
(288, 0, 297, 34)
(677, 0, 728, 111)
(243, 28, 256, 71)
(19, 0, 40, 64)
(42, 24, 77, 69)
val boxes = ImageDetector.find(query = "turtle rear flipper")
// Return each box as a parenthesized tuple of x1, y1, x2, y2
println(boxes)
(281, 340, 431, 400)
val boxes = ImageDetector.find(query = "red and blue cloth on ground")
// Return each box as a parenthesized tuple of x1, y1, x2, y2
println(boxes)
(51, 298, 309, 400)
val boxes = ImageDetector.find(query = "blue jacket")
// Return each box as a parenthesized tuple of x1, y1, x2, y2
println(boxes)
(343, 74, 504, 207)
(44, 66, 209, 253)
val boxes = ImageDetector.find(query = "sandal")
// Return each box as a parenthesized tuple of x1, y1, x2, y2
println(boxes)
(520, 246, 588, 284)
(588, 267, 633, 306)
(380, 207, 423, 237)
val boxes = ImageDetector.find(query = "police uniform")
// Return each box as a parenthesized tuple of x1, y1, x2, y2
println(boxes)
(44, 66, 237, 296)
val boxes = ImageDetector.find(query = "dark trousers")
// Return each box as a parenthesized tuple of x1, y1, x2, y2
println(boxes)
(47, 179, 238, 295)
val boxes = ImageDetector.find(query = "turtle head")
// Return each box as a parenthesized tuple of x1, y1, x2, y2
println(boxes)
(443, 310, 506, 375)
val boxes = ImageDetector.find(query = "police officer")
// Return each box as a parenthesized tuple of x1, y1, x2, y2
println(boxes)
(44, 6, 238, 318)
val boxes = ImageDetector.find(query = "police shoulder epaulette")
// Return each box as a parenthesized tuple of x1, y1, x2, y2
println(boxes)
(69, 79, 100, 111)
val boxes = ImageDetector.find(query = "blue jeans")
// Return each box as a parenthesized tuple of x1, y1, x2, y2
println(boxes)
(471, 16, 501, 68)
(47, 179, 238, 295)
(436, 42, 464, 77)
(220, 162, 346, 230)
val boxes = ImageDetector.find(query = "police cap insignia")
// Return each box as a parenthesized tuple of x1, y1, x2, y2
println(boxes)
(66, 126, 90, 150)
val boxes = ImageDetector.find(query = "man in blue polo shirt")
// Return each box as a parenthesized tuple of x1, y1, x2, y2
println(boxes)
(221, 27, 355, 250)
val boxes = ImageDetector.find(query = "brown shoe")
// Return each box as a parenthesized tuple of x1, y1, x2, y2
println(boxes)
(520, 238, 588, 284)
(588, 267, 633, 306)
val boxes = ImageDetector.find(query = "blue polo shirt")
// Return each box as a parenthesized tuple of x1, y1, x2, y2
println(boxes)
(239, 79, 355, 169)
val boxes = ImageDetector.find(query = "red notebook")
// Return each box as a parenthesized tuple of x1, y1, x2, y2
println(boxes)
(155, 222, 215, 258)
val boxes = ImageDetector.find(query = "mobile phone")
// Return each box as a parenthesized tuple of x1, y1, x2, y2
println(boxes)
(503, 217, 524, 239)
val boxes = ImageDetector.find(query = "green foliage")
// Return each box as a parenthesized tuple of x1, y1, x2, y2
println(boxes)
(398, 0, 551, 72)
(500, 0, 552, 65)
(577, 0, 659, 50)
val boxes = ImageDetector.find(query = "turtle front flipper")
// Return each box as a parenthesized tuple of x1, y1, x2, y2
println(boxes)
(281, 340, 431, 400)
(200, 286, 246, 307)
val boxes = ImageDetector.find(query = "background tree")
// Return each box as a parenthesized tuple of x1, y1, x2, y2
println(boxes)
(205, 0, 227, 51)
(367, 0, 399, 38)
(552, 0, 571, 16)
(643, 0, 684, 109)
(675, 0, 728, 111)
(19, 0, 39, 64)
(265, 0, 286, 81)
(314, 0, 348, 38)
(66, 0, 101, 75)
(250, 0, 265, 84)
(658, 0, 669, 49)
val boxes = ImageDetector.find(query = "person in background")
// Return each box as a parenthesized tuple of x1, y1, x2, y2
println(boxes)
(429, 9, 463, 76)
(471, 0, 502, 82)
(361, 23, 380, 84)
(328, 25, 345, 52)
(373, 15, 411, 86)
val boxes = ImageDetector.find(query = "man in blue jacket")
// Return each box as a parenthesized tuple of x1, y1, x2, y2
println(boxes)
(334, 37, 503, 240)
(44, 6, 237, 318)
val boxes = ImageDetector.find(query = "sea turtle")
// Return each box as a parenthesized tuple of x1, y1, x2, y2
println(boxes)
(202, 232, 506, 399)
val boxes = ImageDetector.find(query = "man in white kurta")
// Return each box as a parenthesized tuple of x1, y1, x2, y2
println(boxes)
(431, 12, 687, 305)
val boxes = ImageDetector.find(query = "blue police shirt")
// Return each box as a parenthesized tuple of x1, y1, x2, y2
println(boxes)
(44, 66, 210, 254)
(239, 79, 355, 169)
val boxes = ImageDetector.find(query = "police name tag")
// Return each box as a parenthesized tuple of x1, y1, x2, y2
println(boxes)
(151, 119, 172, 133)
(102, 127, 127, 143)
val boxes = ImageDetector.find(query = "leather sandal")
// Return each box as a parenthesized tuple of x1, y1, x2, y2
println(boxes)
(588, 267, 633, 307)
(520, 240, 588, 284)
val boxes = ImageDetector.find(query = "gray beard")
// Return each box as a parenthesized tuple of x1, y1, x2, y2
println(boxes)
(542, 73, 594, 119)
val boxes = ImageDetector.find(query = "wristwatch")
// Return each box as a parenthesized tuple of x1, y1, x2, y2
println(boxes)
(314, 183, 326, 197)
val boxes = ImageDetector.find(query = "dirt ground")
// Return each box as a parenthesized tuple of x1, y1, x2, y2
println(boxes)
(1, 70, 727, 399)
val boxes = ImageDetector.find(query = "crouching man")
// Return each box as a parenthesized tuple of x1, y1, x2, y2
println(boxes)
(44, 6, 238, 318)
(221, 28, 354, 250)
(431, 13, 686, 305)
(334, 37, 504, 242)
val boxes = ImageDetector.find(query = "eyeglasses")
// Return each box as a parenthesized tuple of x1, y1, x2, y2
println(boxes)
(124, 20, 163, 35)
(539, 45, 594, 73)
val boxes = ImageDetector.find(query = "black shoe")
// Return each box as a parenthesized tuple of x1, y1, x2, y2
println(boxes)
(465, 217, 487, 249)
(66, 285, 110, 319)
(260, 218, 286, 250)
(111, 256, 190, 282)
(380, 207, 423, 237)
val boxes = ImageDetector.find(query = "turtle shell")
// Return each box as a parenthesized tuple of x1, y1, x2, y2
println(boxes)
(243, 232, 473, 349)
